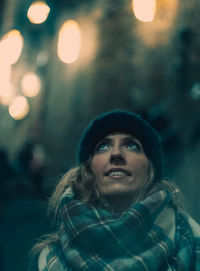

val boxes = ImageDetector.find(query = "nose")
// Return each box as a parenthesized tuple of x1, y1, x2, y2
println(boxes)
(109, 146, 126, 165)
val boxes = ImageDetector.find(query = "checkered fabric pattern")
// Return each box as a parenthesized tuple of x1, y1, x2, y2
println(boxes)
(38, 186, 200, 271)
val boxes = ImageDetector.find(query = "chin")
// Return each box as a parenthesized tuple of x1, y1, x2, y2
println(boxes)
(100, 188, 137, 198)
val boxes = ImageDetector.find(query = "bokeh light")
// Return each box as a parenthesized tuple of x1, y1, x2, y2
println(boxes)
(190, 83, 200, 99)
(21, 72, 41, 97)
(9, 96, 30, 120)
(132, 0, 156, 22)
(0, 83, 15, 106)
(0, 63, 11, 90)
(57, 20, 81, 64)
(27, 1, 50, 24)
(0, 29, 24, 65)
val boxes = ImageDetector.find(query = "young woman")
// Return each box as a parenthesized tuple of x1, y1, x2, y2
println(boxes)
(30, 110, 200, 271)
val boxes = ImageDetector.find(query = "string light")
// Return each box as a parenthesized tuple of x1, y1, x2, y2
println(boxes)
(132, 0, 156, 22)
(9, 96, 30, 120)
(21, 72, 41, 97)
(57, 20, 81, 64)
(0, 63, 11, 89)
(0, 63, 14, 105)
(0, 84, 15, 106)
(0, 29, 24, 65)
(27, 1, 50, 24)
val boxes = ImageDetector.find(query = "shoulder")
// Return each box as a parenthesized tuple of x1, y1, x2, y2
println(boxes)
(38, 246, 51, 271)
(187, 215, 200, 238)
(27, 252, 40, 271)
(38, 243, 69, 271)
(177, 210, 200, 238)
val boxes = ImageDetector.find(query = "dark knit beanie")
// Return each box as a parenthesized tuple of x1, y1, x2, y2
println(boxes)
(77, 110, 163, 180)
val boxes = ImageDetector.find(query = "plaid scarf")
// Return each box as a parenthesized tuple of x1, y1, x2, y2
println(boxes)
(38, 186, 200, 271)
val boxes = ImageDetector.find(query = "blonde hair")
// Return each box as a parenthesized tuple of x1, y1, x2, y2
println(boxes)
(30, 162, 93, 257)
(30, 160, 186, 259)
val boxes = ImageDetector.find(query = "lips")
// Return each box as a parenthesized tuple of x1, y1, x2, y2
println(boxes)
(105, 168, 131, 177)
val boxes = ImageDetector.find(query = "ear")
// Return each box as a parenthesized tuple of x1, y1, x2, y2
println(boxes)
(148, 162, 155, 182)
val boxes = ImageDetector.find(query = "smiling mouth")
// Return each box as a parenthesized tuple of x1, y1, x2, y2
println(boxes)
(105, 168, 131, 177)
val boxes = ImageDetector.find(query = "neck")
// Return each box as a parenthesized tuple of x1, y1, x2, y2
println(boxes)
(99, 194, 138, 214)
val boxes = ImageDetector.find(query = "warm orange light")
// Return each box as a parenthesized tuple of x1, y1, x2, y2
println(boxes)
(0, 63, 11, 88)
(133, 0, 156, 22)
(0, 84, 15, 106)
(0, 63, 14, 105)
(57, 20, 81, 64)
(21, 72, 41, 97)
(9, 96, 29, 120)
(27, 1, 50, 24)
(0, 30, 24, 65)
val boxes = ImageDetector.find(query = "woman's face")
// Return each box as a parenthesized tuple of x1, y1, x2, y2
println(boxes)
(91, 133, 152, 204)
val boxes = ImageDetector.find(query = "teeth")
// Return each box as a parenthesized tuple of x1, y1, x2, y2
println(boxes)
(109, 171, 126, 176)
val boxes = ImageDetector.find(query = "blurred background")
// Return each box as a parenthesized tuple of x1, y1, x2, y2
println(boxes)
(0, 0, 200, 270)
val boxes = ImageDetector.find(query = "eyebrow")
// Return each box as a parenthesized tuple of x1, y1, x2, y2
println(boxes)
(105, 134, 143, 146)
(97, 137, 112, 144)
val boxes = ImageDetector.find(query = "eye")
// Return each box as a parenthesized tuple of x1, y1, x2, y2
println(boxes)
(95, 141, 111, 153)
(125, 140, 141, 151)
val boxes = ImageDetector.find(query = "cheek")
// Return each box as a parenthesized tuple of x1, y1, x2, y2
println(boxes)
(91, 155, 106, 177)
(139, 159, 149, 172)
(131, 156, 150, 177)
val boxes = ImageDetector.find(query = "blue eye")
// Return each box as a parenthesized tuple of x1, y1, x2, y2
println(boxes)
(95, 142, 111, 153)
(126, 141, 141, 151)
